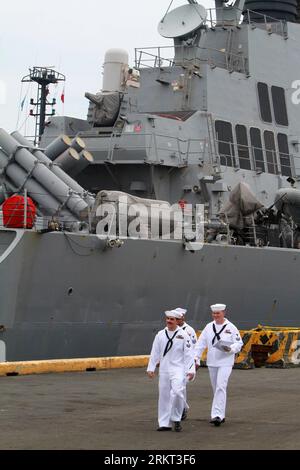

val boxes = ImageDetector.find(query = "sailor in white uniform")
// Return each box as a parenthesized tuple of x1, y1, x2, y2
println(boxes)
(194, 304, 243, 426)
(174, 307, 197, 420)
(147, 310, 196, 432)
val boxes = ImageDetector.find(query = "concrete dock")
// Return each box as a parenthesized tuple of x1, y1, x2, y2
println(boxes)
(0, 367, 299, 450)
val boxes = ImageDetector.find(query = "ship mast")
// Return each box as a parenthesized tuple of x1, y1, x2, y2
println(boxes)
(22, 67, 65, 145)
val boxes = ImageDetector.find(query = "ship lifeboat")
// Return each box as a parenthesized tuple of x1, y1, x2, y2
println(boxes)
(2, 195, 36, 229)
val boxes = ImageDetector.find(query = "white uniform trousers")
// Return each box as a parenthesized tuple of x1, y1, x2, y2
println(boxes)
(183, 379, 191, 412)
(158, 373, 186, 427)
(208, 366, 232, 420)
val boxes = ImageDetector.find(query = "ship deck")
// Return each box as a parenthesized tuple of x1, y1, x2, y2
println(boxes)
(0, 367, 299, 450)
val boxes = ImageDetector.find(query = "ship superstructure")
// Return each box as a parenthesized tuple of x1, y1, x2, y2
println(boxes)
(40, 0, 300, 248)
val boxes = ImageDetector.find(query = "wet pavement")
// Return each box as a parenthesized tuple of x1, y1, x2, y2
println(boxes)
(0, 367, 299, 450)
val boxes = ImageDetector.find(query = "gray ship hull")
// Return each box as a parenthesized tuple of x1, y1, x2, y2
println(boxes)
(0, 229, 299, 362)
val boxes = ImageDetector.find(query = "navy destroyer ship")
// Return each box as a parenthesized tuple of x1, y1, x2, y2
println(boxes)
(1, 0, 300, 362)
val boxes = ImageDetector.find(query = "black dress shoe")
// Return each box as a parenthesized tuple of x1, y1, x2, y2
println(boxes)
(181, 409, 188, 421)
(157, 426, 172, 432)
(174, 421, 182, 432)
(210, 417, 222, 426)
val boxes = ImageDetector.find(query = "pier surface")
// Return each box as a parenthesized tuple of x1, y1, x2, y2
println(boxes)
(0, 368, 299, 450)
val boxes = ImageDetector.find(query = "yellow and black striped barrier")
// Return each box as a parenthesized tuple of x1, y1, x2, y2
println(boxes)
(236, 326, 300, 369)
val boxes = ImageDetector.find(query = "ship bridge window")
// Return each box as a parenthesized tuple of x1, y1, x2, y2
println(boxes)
(271, 86, 289, 127)
(215, 121, 235, 168)
(235, 125, 251, 170)
(257, 82, 272, 123)
(278, 133, 292, 177)
(250, 128, 265, 172)
(264, 131, 278, 175)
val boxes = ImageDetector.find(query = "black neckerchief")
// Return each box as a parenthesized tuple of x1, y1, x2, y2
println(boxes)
(163, 329, 179, 357)
(212, 323, 228, 345)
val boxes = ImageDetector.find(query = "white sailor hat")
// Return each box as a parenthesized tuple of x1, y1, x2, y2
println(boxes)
(165, 310, 183, 319)
(173, 308, 187, 317)
(210, 304, 226, 312)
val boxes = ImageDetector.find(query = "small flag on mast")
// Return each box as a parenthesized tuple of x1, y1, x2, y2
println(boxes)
(61, 87, 65, 104)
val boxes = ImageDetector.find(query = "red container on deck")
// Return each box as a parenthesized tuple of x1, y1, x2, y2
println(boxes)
(2, 195, 36, 229)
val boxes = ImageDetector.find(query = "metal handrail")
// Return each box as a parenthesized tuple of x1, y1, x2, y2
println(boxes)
(94, 128, 297, 178)
(105, 131, 210, 165)
(135, 44, 247, 74)
(206, 8, 287, 38)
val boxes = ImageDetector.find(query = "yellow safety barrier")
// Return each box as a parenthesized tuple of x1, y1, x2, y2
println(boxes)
(237, 326, 300, 369)
(0, 355, 149, 377)
(234, 331, 255, 369)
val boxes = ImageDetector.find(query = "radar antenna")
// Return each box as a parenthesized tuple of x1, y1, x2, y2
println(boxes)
(158, 2, 207, 39)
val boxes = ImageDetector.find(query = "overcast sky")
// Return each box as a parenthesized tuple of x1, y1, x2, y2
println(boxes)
(0, 0, 213, 135)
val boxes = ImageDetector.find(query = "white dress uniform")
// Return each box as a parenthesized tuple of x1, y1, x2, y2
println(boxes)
(195, 317, 243, 421)
(147, 326, 195, 428)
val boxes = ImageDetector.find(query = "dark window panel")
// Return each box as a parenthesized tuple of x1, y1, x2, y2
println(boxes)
(271, 86, 289, 126)
(257, 82, 272, 123)
(277, 133, 292, 177)
(264, 131, 278, 174)
(250, 128, 265, 172)
(236, 125, 251, 170)
(215, 121, 235, 168)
